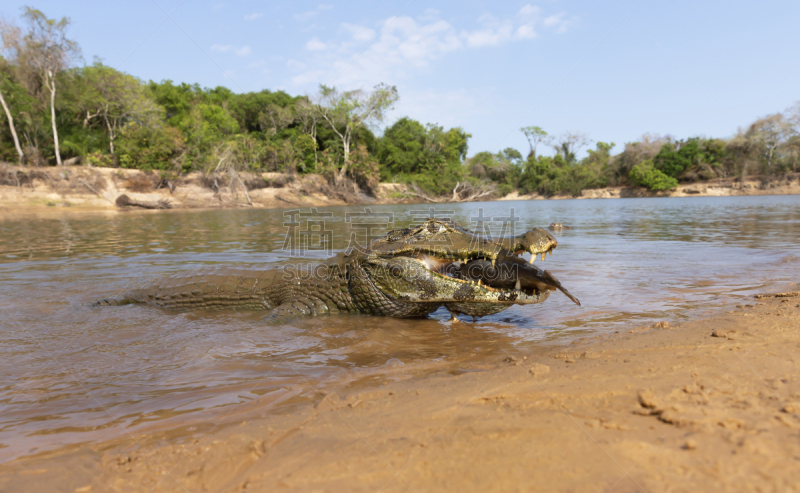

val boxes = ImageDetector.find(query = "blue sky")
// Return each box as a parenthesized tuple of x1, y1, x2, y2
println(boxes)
(2, 1, 799, 157)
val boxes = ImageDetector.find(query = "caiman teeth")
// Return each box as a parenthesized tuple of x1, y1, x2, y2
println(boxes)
(514, 279, 521, 290)
(529, 253, 536, 264)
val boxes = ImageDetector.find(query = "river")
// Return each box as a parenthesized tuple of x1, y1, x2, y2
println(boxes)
(1, 195, 798, 462)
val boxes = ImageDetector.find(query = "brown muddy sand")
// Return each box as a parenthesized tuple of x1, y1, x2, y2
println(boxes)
(2, 293, 800, 492)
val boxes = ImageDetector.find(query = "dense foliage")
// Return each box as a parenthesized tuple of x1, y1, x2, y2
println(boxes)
(1, 8, 799, 198)
(377, 117, 470, 195)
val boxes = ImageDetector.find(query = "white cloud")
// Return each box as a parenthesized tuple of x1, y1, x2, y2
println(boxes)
(286, 59, 307, 70)
(306, 38, 328, 51)
(341, 22, 376, 41)
(515, 24, 536, 39)
(213, 3, 225, 12)
(244, 12, 263, 21)
(295, 4, 333, 22)
(544, 14, 563, 27)
(462, 9, 543, 47)
(299, 23, 320, 33)
(419, 8, 440, 21)
(518, 4, 541, 17)
(290, 16, 463, 86)
(515, 3, 541, 39)
(464, 26, 513, 47)
(211, 44, 251, 56)
(294, 10, 319, 22)
(289, 8, 574, 87)
(248, 60, 267, 68)
(543, 12, 576, 33)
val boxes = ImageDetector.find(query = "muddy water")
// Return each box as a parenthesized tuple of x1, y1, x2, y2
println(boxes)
(1, 195, 799, 462)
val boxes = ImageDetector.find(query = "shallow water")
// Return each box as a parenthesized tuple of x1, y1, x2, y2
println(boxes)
(1, 195, 799, 462)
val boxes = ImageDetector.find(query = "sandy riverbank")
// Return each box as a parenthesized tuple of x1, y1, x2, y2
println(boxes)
(1, 290, 799, 492)
(0, 165, 355, 212)
(1, 164, 799, 212)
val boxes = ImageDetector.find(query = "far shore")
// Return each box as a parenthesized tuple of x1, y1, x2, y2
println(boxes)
(1, 289, 798, 491)
(1, 164, 799, 214)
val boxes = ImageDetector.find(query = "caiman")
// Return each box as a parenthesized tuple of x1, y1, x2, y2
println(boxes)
(91, 219, 580, 322)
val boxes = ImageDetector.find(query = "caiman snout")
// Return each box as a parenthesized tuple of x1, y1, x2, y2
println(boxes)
(447, 256, 580, 306)
(511, 228, 558, 263)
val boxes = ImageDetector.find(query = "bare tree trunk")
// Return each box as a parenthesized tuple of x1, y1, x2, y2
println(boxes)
(338, 138, 351, 180)
(228, 168, 252, 206)
(452, 182, 461, 202)
(0, 88, 24, 164)
(311, 121, 318, 167)
(766, 146, 773, 171)
(104, 113, 115, 154)
(47, 71, 62, 166)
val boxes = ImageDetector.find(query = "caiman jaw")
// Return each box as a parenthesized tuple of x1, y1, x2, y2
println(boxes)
(365, 256, 550, 305)
(364, 219, 571, 313)
(367, 219, 558, 267)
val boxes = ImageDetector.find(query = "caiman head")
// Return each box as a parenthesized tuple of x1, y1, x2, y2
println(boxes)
(353, 218, 579, 318)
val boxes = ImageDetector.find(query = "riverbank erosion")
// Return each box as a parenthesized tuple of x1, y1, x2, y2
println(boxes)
(2, 293, 799, 492)
(2, 164, 799, 211)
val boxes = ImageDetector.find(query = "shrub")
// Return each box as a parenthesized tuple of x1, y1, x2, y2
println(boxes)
(629, 159, 679, 190)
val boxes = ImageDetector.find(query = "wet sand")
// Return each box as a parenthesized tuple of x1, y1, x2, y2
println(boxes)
(2, 292, 799, 492)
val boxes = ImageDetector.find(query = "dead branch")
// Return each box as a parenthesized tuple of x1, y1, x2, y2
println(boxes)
(115, 194, 172, 209)
(228, 167, 252, 206)
(78, 178, 102, 197)
(391, 181, 497, 203)
(451, 181, 497, 202)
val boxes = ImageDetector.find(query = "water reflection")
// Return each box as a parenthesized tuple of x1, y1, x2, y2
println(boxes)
(1, 195, 799, 462)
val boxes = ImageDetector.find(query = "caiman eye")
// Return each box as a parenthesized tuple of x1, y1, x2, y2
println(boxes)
(426, 222, 447, 235)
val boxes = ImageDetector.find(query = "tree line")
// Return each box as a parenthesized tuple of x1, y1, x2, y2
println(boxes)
(1, 8, 799, 199)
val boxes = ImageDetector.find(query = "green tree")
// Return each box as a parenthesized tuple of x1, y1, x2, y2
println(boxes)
(499, 147, 523, 167)
(745, 114, 792, 172)
(115, 122, 183, 170)
(377, 117, 470, 195)
(0, 67, 26, 163)
(587, 141, 615, 163)
(18, 7, 80, 165)
(465, 148, 524, 195)
(178, 102, 239, 169)
(607, 135, 669, 186)
(377, 117, 428, 175)
(520, 126, 548, 159)
(0, 22, 24, 162)
(653, 139, 700, 177)
(314, 83, 398, 181)
(551, 131, 590, 165)
(68, 62, 162, 154)
(147, 80, 197, 127)
(629, 159, 678, 190)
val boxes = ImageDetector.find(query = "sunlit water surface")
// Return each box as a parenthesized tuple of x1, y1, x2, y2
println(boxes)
(1, 195, 799, 462)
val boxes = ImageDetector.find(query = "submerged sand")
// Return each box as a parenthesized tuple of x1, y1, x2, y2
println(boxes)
(1, 292, 799, 492)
